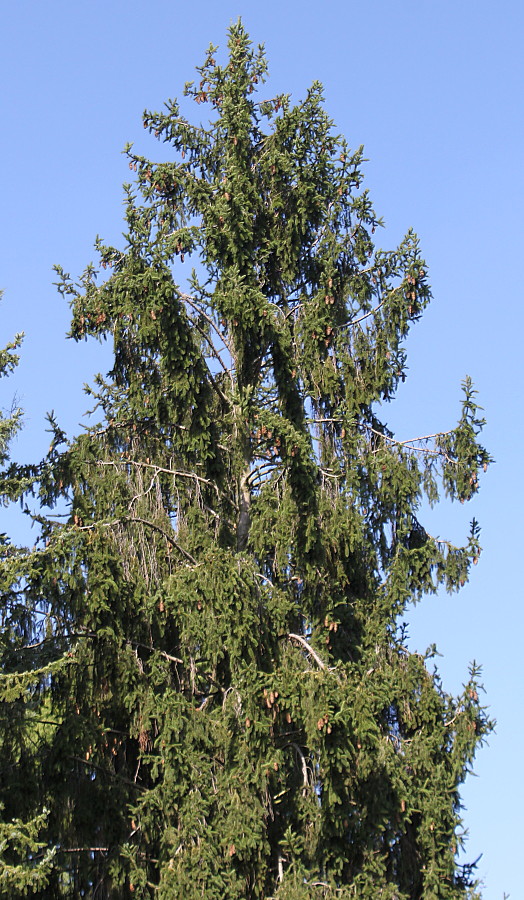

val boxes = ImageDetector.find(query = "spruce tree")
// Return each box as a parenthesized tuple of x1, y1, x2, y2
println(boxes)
(1, 22, 492, 899)
(0, 318, 57, 896)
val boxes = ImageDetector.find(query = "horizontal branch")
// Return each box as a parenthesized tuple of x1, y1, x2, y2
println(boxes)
(364, 423, 455, 447)
(169, 115, 212, 136)
(319, 467, 343, 480)
(60, 846, 109, 854)
(68, 756, 147, 792)
(363, 424, 458, 466)
(96, 459, 219, 493)
(159, 650, 183, 665)
(425, 531, 471, 553)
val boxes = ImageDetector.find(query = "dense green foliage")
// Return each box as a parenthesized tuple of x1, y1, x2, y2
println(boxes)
(0, 23, 492, 899)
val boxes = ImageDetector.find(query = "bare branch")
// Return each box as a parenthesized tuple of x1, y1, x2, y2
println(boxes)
(319, 467, 343, 480)
(129, 474, 157, 509)
(200, 364, 230, 407)
(424, 531, 470, 553)
(180, 292, 233, 355)
(254, 572, 275, 588)
(77, 516, 197, 565)
(247, 460, 279, 487)
(364, 424, 455, 447)
(291, 743, 310, 796)
(159, 650, 183, 665)
(60, 847, 110, 854)
(185, 310, 231, 376)
(287, 633, 327, 670)
(339, 281, 409, 331)
(96, 459, 219, 494)
(68, 756, 147, 792)
(340, 297, 387, 328)
(363, 424, 457, 466)
(444, 708, 463, 728)
(124, 516, 197, 564)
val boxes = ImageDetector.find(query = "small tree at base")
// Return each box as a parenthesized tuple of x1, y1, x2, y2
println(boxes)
(2, 22, 492, 899)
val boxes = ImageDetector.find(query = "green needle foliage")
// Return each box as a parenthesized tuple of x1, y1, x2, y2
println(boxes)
(1, 22, 492, 899)
(0, 316, 57, 897)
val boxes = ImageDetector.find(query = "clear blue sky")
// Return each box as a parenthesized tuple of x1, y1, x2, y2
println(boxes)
(1, 2, 521, 896)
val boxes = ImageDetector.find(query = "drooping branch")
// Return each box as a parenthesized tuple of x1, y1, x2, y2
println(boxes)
(77, 516, 197, 565)
(123, 516, 198, 564)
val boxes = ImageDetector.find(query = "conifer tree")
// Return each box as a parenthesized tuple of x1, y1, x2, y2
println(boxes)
(0, 319, 56, 896)
(1, 23, 492, 899)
